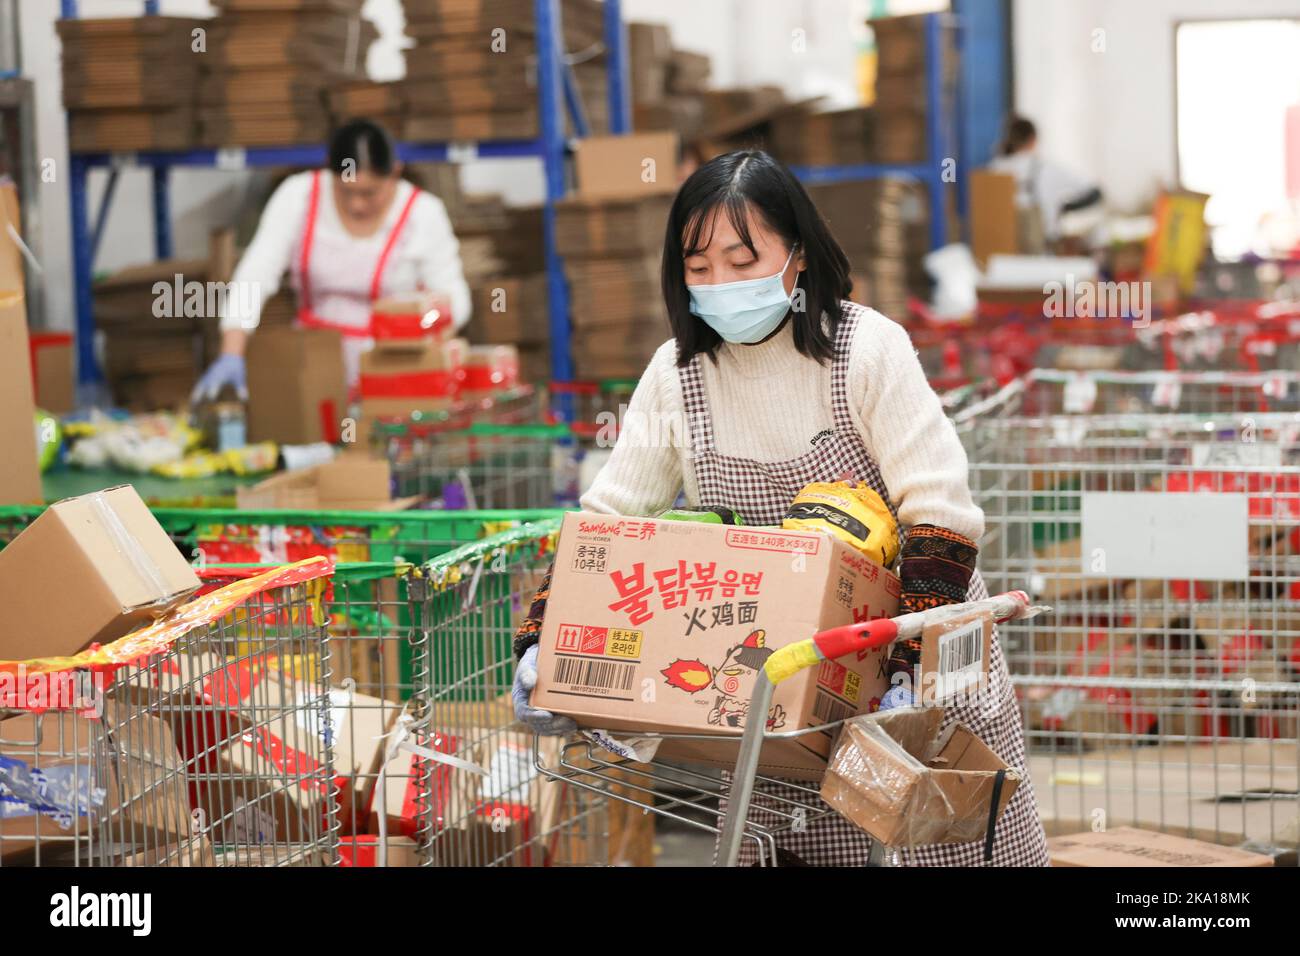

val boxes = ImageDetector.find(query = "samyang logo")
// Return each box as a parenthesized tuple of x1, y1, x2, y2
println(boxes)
(49, 887, 151, 937)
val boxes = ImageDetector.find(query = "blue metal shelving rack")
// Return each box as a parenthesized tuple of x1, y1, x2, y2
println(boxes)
(789, 12, 961, 253)
(61, 0, 630, 393)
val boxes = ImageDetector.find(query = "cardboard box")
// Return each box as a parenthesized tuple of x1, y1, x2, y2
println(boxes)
(554, 195, 673, 258)
(0, 183, 42, 507)
(462, 345, 520, 397)
(531, 513, 900, 779)
(0, 702, 192, 864)
(574, 132, 679, 201)
(246, 327, 347, 445)
(0, 486, 200, 661)
(235, 453, 417, 511)
(358, 337, 464, 403)
(371, 293, 453, 341)
(1047, 826, 1274, 867)
(30, 333, 76, 414)
(970, 170, 1019, 267)
(820, 707, 1021, 847)
(0, 292, 41, 507)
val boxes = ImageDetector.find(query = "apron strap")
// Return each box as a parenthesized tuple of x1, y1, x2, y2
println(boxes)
(982, 767, 1008, 863)
(677, 353, 717, 455)
(829, 303, 862, 432)
(368, 183, 422, 302)
(297, 170, 323, 319)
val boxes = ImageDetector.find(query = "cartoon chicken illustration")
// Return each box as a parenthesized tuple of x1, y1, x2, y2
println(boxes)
(660, 629, 787, 731)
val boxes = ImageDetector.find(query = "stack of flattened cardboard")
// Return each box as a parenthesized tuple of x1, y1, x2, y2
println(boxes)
(808, 179, 911, 319)
(93, 257, 213, 411)
(326, 80, 407, 135)
(90, 230, 235, 411)
(59, 16, 205, 152)
(556, 205, 672, 376)
(198, 0, 377, 148)
(451, 199, 551, 383)
(767, 106, 875, 167)
(553, 134, 678, 380)
(628, 21, 672, 107)
(401, 0, 606, 143)
(869, 14, 958, 165)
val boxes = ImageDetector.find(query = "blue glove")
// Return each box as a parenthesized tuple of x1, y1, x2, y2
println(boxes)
(878, 685, 917, 711)
(192, 353, 247, 402)
(512, 645, 577, 735)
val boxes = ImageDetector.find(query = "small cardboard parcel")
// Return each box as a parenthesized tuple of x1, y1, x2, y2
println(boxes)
(531, 512, 901, 778)
(0, 485, 200, 662)
(819, 706, 1020, 848)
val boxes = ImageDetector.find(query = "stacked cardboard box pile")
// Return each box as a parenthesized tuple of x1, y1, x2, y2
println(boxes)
(401, 0, 607, 142)
(88, 230, 239, 411)
(555, 194, 672, 380)
(455, 200, 552, 383)
(199, 0, 378, 148)
(767, 107, 875, 167)
(628, 21, 710, 145)
(93, 262, 211, 411)
(869, 14, 957, 165)
(808, 179, 911, 318)
(59, 16, 205, 152)
(326, 80, 407, 135)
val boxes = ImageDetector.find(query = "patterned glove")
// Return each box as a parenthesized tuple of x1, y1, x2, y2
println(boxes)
(887, 525, 979, 685)
(512, 560, 553, 661)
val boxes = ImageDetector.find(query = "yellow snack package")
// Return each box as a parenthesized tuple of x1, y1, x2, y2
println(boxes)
(782, 480, 900, 567)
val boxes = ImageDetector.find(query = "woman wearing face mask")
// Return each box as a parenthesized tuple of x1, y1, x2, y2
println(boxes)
(511, 149, 1049, 867)
(192, 118, 472, 399)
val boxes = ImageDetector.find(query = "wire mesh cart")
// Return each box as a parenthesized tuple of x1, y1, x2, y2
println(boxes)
(394, 520, 610, 866)
(531, 591, 1046, 865)
(953, 369, 1300, 852)
(377, 422, 575, 510)
(0, 558, 337, 867)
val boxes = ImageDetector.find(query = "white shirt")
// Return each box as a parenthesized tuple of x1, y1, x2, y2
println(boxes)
(579, 304, 984, 540)
(221, 170, 473, 382)
(988, 150, 1097, 240)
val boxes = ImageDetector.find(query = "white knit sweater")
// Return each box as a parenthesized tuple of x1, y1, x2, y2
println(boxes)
(578, 303, 984, 540)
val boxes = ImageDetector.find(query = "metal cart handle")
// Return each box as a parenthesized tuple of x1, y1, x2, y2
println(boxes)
(764, 590, 1043, 686)
(718, 590, 1048, 866)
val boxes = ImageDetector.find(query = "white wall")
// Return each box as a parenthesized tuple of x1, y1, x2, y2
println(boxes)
(1012, 0, 1300, 214)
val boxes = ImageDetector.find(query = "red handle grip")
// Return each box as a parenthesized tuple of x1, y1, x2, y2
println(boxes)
(811, 619, 899, 661)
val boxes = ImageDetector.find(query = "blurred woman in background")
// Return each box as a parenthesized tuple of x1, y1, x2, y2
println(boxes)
(193, 118, 471, 399)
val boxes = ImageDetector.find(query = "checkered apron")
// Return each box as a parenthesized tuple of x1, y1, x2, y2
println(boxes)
(684, 301, 1050, 866)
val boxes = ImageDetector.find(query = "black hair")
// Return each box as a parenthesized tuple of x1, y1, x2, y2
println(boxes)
(1001, 116, 1037, 156)
(662, 149, 851, 367)
(328, 117, 399, 177)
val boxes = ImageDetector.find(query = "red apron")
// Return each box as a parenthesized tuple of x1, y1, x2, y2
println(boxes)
(295, 170, 422, 337)
(689, 301, 1050, 867)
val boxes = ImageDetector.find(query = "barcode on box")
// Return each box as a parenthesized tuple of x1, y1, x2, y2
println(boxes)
(811, 688, 857, 736)
(553, 656, 636, 695)
(936, 617, 984, 697)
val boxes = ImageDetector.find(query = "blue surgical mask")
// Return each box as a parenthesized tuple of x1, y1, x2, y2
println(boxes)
(687, 248, 797, 344)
